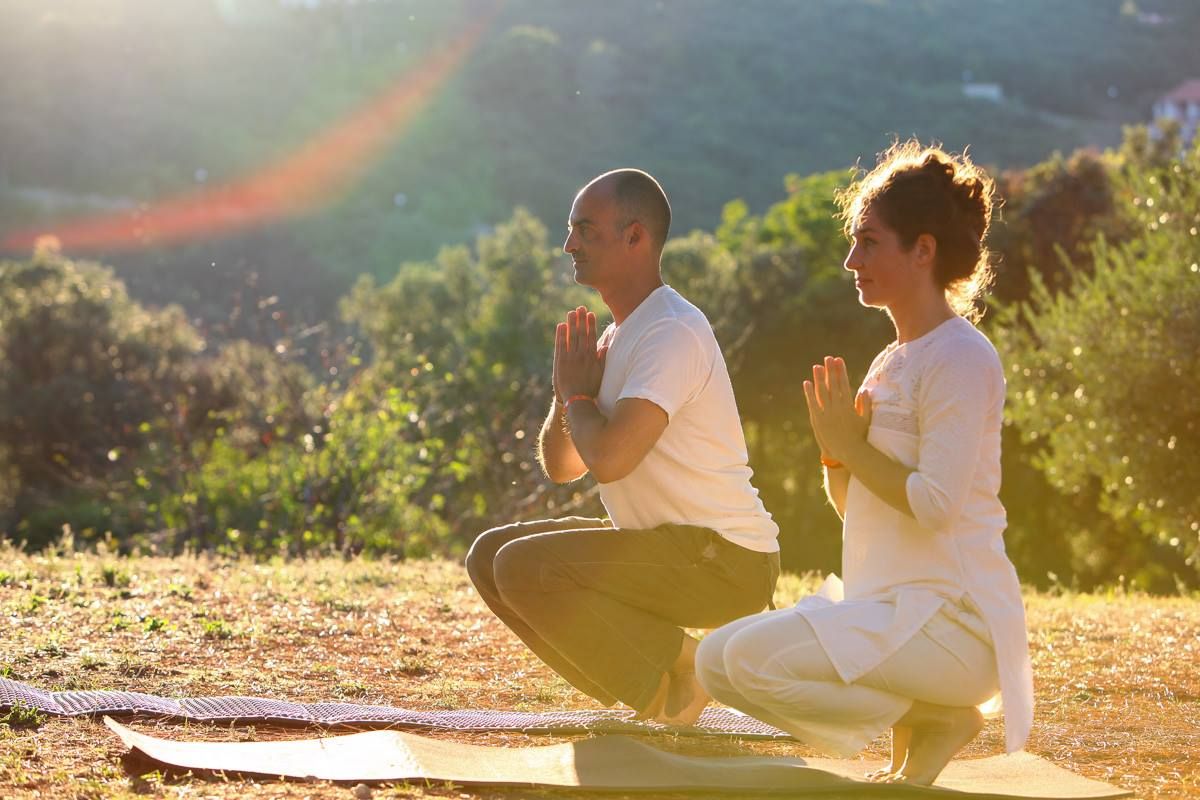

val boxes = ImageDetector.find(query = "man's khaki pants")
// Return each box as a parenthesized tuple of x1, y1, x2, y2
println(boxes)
(466, 516, 779, 713)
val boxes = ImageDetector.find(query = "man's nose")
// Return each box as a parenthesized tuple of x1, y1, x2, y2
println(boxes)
(563, 232, 576, 254)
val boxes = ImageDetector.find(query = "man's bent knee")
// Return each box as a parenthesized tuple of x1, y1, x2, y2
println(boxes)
(467, 517, 604, 579)
(465, 521, 524, 586)
(491, 537, 549, 601)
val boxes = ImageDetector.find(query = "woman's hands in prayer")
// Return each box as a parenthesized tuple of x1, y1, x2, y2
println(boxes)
(553, 306, 608, 402)
(803, 356, 872, 465)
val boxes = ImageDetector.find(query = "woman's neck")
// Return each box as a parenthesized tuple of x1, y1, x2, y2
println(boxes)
(888, 292, 956, 344)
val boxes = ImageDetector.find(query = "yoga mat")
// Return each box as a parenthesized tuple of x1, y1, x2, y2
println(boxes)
(105, 717, 1131, 798)
(0, 677, 785, 739)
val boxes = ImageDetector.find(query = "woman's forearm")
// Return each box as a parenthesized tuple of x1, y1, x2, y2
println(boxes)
(842, 439, 915, 518)
(824, 465, 850, 519)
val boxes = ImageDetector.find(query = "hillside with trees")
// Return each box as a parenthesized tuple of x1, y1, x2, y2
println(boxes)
(3, 0, 1200, 322)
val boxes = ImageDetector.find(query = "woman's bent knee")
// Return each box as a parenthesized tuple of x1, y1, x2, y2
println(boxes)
(720, 641, 772, 698)
(694, 633, 727, 688)
(695, 633, 745, 706)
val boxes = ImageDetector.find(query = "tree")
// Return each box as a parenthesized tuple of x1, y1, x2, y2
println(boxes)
(0, 242, 324, 550)
(669, 171, 894, 575)
(990, 149, 1125, 304)
(0, 242, 202, 543)
(994, 140, 1200, 589)
(342, 209, 594, 540)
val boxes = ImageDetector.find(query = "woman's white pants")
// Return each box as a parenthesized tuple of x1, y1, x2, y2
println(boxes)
(695, 602, 998, 757)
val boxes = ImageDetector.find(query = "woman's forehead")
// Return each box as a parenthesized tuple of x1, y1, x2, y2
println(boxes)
(851, 205, 888, 236)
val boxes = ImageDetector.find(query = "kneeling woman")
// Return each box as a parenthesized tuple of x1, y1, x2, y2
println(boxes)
(696, 141, 1033, 785)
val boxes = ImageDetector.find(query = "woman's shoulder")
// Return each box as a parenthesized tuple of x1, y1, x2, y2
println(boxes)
(917, 319, 1004, 394)
(927, 317, 1001, 364)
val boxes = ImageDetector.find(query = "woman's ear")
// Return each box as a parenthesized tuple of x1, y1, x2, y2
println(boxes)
(914, 232, 937, 269)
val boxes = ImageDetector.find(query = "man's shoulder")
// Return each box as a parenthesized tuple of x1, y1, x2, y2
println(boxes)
(658, 285, 708, 318)
(635, 310, 716, 358)
(645, 288, 716, 339)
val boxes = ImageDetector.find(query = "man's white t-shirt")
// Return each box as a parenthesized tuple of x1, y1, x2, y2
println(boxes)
(593, 285, 779, 553)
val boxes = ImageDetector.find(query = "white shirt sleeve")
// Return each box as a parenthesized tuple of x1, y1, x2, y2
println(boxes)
(904, 337, 1003, 532)
(617, 319, 712, 420)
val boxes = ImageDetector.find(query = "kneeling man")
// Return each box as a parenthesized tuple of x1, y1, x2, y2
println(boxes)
(466, 169, 779, 724)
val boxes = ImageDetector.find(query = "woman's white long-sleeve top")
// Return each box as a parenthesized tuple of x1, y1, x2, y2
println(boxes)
(795, 316, 1034, 753)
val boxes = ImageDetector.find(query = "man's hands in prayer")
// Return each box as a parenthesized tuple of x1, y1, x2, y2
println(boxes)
(803, 356, 872, 464)
(549, 305, 666, 484)
(554, 306, 608, 401)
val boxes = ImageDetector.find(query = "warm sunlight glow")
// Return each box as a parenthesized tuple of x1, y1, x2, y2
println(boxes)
(2, 6, 499, 253)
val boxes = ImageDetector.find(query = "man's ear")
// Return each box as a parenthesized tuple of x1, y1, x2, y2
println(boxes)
(626, 220, 644, 249)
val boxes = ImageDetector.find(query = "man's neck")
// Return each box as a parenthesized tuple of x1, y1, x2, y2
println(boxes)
(599, 272, 665, 325)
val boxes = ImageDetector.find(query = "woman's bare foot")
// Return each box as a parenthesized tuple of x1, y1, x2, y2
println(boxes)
(888, 703, 983, 786)
(865, 724, 911, 781)
(654, 635, 711, 726)
(631, 672, 669, 721)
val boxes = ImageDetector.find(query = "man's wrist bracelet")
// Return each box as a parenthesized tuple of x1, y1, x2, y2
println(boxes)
(820, 456, 845, 469)
(564, 394, 596, 412)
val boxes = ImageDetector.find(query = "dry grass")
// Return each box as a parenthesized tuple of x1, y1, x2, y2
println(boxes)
(1, 541, 1197, 799)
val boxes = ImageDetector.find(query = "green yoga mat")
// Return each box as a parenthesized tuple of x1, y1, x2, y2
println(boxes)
(105, 718, 1129, 798)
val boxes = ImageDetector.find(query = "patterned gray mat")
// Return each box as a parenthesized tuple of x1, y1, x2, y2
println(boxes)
(0, 678, 790, 739)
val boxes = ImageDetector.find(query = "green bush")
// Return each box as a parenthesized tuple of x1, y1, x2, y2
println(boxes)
(154, 382, 447, 557)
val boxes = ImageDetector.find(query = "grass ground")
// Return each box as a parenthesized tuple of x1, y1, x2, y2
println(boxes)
(1, 541, 1197, 799)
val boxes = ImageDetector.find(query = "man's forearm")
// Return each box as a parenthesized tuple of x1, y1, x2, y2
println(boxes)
(563, 399, 608, 476)
(537, 398, 588, 483)
(562, 397, 669, 484)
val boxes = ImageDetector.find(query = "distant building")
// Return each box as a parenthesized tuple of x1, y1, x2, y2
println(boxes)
(1151, 79, 1200, 147)
(962, 82, 1004, 103)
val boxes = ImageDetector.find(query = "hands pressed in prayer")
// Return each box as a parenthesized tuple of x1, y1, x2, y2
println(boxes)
(802, 356, 872, 464)
(553, 306, 608, 402)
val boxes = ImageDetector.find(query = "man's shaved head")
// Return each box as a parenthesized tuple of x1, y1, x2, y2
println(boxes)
(584, 169, 672, 251)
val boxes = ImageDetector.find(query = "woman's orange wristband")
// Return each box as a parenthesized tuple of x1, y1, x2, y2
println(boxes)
(820, 456, 845, 469)
(564, 394, 596, 411)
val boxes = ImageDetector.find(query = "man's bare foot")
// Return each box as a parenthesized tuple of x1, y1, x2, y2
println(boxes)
(657, 670, 711, 726)
(632, 672, 669, 721)
(654, 635, 710, 726)
(865, 724, 911, 781)
(888, 703, 983, 786)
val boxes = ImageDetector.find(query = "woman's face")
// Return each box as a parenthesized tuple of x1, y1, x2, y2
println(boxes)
(843, 204, 924, 310)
